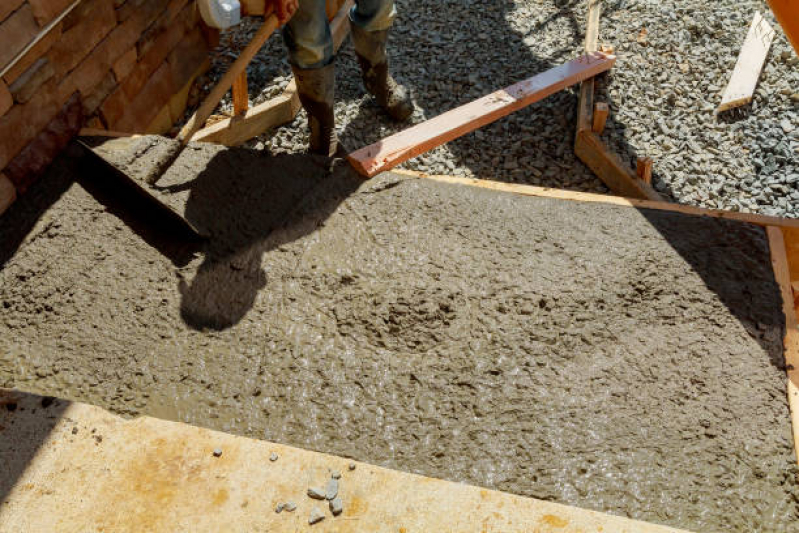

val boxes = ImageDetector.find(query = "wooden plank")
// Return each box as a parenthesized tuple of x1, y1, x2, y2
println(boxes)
(78, 128, 141, 138)
(392, 169, 799, 230)
(178, 14, 279, 144)
(191, 80, 298, 145)
(348, 52, 616, 177)
(0, 0, 81, 79)
(766, 226, 799, 469)
(191, 0, 353, 146)
(767, 0, 799, 54)
(232, 71, 249, 116)
(718, 12, 774, 113)
(240, 0, 266, 16)
(592, 101, 608, 133)
(575, 130, 662, 200)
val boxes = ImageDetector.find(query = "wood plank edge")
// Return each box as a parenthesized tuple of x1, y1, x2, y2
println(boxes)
(766, 226, 799, 469)
(390, 169, 799, 230)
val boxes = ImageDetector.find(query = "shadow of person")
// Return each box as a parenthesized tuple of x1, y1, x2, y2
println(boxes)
(153, 149, 361, 330)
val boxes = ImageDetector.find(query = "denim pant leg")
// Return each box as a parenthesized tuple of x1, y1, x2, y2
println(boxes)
(350, 0, 396, 31)
(283, 0, 333, 69)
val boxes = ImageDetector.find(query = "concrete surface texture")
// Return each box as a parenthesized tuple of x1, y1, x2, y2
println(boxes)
(0, 389, 687, 533)
(0, 143, 797, 532)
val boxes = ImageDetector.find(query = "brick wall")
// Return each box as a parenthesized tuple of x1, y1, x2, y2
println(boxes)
(0, 0, 217, 215)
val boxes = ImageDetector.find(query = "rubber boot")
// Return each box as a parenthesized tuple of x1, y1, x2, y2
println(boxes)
(350, 26, 413, 121)
(292, 63, 337, 157)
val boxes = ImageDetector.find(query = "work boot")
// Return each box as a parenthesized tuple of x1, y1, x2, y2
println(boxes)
(350, 26, 413, 121)
(292, 63, 337, 157)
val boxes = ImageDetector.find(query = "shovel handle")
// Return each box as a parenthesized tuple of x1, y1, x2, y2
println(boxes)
(178, 13, 280, 146)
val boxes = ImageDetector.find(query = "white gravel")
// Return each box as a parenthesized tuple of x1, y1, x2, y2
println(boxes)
(194, 0, 799, 217)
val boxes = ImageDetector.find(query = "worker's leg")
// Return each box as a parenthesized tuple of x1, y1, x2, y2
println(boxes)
(283, 0, 337, 156)
(350, 0, 412, 121)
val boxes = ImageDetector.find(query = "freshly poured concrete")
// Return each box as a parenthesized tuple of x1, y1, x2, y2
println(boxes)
(0, 143, 797, 532)
(0, 389, 685, 532)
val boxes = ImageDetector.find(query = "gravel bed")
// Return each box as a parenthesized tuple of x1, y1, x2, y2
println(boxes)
(192, 0, 798, 216)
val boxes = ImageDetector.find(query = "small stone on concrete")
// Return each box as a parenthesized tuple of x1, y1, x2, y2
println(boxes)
(348, 462, 356, 471)
(308, 507, 325, 525)
(325, 478, 339, 500)
(275, 503, 285, 513)
(269, 452, 278, 462)
(307, 487, 326, 500)
(213, 448, 223, 457)
(284, 501, 297, 512)
(329, 497, 343, 516)
(331, 470, 341, 479)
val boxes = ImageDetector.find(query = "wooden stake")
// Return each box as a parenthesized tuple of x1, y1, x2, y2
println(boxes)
(349, 52, 616, 177)
(636, 157, 653, 184)
(766, 226, 799, 470)
(232, 72, 249, 116)
(592, 102, 609, 133)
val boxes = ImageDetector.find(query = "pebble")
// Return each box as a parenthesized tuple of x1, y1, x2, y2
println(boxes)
(331, 471, 342, 479)
(348, 463, 356, 471)
(325, 478, 339, 501)
(308, 507, 325, 525)
(284, 501, 297, 512)
(269, 452, 279, 462)
(212, 448, 223, 457)
(275, 503, 285, 513)
(329, 497, 343, 516)
(307, 487, 326, 500)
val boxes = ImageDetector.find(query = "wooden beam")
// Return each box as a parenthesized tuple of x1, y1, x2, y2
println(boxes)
(766, 226, 799, 469)
(718, 12, 774, 113)
(232, 72, 249, 116)
(393, 169, 799, 230)
(576, 0, 602, 134)
(191, 0, 353, 146)
(178, 14, 279, 144)
(592, 102, 608, 133)
(348, 52, 616, 177)
(78, 128, 141, 138)
(767, 0, 799, 54)
(575, 130, 662, 200)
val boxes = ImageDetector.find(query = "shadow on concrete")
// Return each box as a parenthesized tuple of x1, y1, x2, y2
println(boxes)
(0, 390, 69, 506)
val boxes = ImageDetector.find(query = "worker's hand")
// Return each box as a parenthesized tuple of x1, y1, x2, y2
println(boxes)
(271, 0, 299, 25)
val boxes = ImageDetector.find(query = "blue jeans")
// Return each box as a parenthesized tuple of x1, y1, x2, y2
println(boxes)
(283, 0, 396, 68)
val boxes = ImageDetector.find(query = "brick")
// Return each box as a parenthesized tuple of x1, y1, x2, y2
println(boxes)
(101, 2, 195, 126)
(136, 0, 192, 59)
(0, 0, 26, 24)
(0, 78, 65, 170)
(4, 92, 82, 193)
(3, 22, 62, 85)
(0, 172, 16, 217)
(82, 70, 117, 116)
(28, 0, 75, 27)
(48, 0, 116, 79)
(168, 28, 209, 92)
(9, 57, 55, 104)
(114, 61, 174, 132)
(112, 47, 137, 82)
(0, 81, 11, 118)
(0, 4, 40, 69)
(145, 103, 173, 134)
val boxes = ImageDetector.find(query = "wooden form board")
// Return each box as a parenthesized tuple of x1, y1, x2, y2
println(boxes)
(348, 51, 616, 177)
(767, 226, 799, 469)
(393, 169, 799, 230)
(192, 0, 354, 146)
(718, 12, 775, 113)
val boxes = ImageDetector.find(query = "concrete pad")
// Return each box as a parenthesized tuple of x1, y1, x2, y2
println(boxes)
(0, 389, 685, 532)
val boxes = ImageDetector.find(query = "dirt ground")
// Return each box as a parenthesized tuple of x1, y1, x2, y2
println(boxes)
(1, 144, 798, 532)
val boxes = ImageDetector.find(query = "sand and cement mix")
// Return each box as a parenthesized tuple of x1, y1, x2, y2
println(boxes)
(1, 144, 797, 531)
